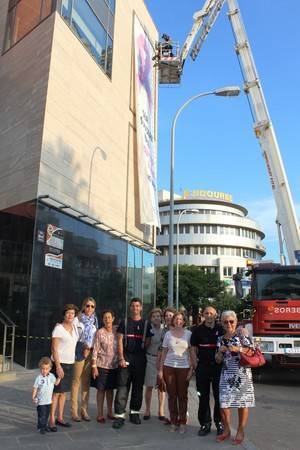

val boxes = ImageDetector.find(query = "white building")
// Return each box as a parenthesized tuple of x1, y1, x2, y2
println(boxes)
(156, 189, 266, 290)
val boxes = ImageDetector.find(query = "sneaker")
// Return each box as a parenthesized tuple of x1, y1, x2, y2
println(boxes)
(216, 422, 224, 436)
(197, 423, 211, 436)
(129, 413, 141, 425)
(39, 429, 46, 435)
(112, 418, 125, 429)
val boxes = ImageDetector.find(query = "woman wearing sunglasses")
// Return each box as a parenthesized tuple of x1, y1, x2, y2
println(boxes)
(215, 310, 255, 445)
(71, 297, 98, 422)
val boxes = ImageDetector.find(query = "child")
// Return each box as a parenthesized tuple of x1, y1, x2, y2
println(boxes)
(32, 357, 60, 434)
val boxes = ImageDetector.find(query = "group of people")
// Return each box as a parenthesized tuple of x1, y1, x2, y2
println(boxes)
(32, 297, 255, 445)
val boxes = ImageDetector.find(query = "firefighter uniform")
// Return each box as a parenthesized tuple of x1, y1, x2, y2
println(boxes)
(191, 322, 224, 433)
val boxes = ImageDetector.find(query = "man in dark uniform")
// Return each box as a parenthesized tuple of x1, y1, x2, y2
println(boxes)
(113, 298, 152, 429)
(191, 306, 224, 436)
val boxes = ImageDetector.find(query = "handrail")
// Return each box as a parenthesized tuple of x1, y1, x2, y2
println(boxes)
(0, 309, 16, 373)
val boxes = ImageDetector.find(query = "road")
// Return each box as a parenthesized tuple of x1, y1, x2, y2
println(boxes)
(0, 366, 299, 450)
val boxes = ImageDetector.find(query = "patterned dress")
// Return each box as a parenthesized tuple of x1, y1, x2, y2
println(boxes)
(217, 334, 255, 408)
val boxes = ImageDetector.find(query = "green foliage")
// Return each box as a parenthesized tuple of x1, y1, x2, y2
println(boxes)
(156, 265, 242, 315)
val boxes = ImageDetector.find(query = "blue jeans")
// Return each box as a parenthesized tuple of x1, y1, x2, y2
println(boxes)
(37, 404, 51, 431)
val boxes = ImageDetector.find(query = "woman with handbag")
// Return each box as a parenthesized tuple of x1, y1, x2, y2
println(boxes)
(215, 310, 255, 445)
(71, 297, 98, 422)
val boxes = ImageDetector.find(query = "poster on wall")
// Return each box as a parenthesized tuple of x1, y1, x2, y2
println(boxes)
(134, 16, 160, 228)
(44, 224, 64, 269)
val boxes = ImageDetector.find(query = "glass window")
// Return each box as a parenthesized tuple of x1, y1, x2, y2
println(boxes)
(4, 0, 54, 51)
(236, 248, 241, 256)
(179, 224, 184, 234)
(206, 247, 211, 255)
(200, 225, 204, 234)
(194, 225, 198, 234)
(212, 225, 217, 234)
(206, 225, 211, 234)
(185, 246, 190, 255)
(212, 247, 218, 255)
(185, 225, 190, 234)
(179, 247, 184, 255)
(200, 246, 205, 255)
(194, 246, 198, 254)
(60, 0, 114, 77)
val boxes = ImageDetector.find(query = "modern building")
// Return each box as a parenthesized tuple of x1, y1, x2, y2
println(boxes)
(156, 189, 266, 291)
(0, 0, 158, 367)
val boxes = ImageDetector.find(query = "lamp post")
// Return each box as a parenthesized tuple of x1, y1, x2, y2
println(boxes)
(176, 208, 200, 310)
(88, 146, 107, 211)
(168, 86, 241, 307)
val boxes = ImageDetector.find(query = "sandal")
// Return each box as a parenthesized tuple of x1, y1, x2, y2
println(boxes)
(97, 416, 106, 423)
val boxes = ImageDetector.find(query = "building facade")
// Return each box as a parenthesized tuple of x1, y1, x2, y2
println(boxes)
(156, 189, 266, 290)
(0, 0, 158, 367)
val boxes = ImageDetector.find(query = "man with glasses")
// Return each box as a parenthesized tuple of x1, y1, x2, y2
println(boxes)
(191, 306, 224, 437)
(113, 298, 152, 429)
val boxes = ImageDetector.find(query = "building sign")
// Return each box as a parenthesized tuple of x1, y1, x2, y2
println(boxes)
(45, 224, 64, 270)
(183, 189, 233, 203)
(134, 16, 160, 228)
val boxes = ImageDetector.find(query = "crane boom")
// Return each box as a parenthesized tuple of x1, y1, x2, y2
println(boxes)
(179, 0, 300, 264)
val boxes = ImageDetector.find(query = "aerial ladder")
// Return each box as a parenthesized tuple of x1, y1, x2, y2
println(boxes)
(156, 0, 300, 264)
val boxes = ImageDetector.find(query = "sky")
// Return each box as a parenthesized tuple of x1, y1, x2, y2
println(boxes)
(145, 0, 300, 263)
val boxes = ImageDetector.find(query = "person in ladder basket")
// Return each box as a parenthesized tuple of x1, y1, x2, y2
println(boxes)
(191, 306, 224, 437)
(113, 298, 152, 428)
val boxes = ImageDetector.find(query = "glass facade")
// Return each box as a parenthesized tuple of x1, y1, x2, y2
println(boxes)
(0, 199, 155, 368)
(3, 0, 55, 52)
(60, 0, 114, 77)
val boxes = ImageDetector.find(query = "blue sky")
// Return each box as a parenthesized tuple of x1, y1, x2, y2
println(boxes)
(145, 0, 300, 262)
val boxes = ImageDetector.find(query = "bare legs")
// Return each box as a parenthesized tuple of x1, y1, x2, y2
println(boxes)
(236, 407, 248, 439)
(219, 407, 248, 440)
(97, 390, 114, 419)
(144, 386, 165, 417)
(50, 393, 66, 426)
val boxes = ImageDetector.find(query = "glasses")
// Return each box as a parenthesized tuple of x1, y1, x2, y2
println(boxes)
(86, 304, 95, 309)
(223, 320, 235, 324)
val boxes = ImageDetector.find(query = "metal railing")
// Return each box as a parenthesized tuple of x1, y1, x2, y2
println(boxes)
(0, 309, 16, 373)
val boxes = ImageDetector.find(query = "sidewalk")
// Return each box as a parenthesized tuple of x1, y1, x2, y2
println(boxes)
(0, 366, 259, 450)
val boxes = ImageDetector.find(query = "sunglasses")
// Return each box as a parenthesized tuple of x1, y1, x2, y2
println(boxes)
(86, 304, 95, 309)
(223, 320, 235, 324)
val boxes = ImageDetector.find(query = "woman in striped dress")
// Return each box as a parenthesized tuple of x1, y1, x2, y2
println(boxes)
(215, 310, 255, 445)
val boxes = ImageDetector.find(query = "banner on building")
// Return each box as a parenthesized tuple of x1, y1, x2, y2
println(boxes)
(134, 16, 160, 228)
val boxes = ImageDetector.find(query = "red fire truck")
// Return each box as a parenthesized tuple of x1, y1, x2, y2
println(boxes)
(234, 264, 300, 367)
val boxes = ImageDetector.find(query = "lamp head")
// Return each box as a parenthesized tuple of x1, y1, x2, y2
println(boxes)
(214, 86, 241, 97)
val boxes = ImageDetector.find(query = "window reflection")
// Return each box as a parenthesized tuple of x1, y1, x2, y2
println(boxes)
(4, 0, 54, 51)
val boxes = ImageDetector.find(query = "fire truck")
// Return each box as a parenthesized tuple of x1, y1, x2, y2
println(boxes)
(155, 0, 300, 366)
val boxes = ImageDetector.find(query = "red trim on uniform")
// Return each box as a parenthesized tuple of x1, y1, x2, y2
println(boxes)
(126, 334, 143, 339)
(198, 344, 217, 348)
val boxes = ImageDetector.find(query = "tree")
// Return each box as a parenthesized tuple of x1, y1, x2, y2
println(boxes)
(156, 265, 243, 317)
(156, 265, 225, 310)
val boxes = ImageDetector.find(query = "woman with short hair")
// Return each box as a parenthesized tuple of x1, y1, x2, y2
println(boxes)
(215, 310, 255, 445)
(71, 297, 98, 422)
(49, 303, 79, 431)
(91, 309, 118, 423)
(158, 312, 194, 434)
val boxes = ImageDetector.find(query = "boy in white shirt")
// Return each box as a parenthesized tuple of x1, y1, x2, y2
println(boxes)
(32, 357, 60, 434)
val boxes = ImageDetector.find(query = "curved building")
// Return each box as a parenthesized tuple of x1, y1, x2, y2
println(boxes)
(156, 189, 266, 289)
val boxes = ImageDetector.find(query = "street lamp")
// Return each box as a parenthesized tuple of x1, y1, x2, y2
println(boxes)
(176, 208, 200, 310)
(168, 86, 241, 307)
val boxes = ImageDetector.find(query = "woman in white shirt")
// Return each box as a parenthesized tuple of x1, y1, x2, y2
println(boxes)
(158, 312, 195, 434)
(71, 297, 98, 422)
(49, 304, 79, 431)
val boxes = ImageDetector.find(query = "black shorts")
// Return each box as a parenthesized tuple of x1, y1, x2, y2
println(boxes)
(91, 367, 118, 391)
(52, 363, 74, 393)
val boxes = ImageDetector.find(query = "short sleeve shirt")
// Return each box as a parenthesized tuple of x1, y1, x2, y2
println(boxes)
(51, 323, 78, 364)
(33, 373, 56, 405)
(191, 322, 224, 365)
(163, 329, 192, 368)
(117, 317, 152, 354)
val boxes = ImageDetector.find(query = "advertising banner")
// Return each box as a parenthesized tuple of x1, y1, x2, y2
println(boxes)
(134, 16, 160, 228)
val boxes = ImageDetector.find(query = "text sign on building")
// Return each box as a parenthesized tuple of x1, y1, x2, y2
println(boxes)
(134, 16, 160, 228)
(183, 189, 233, 203)
(45, 224, 64, 270)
